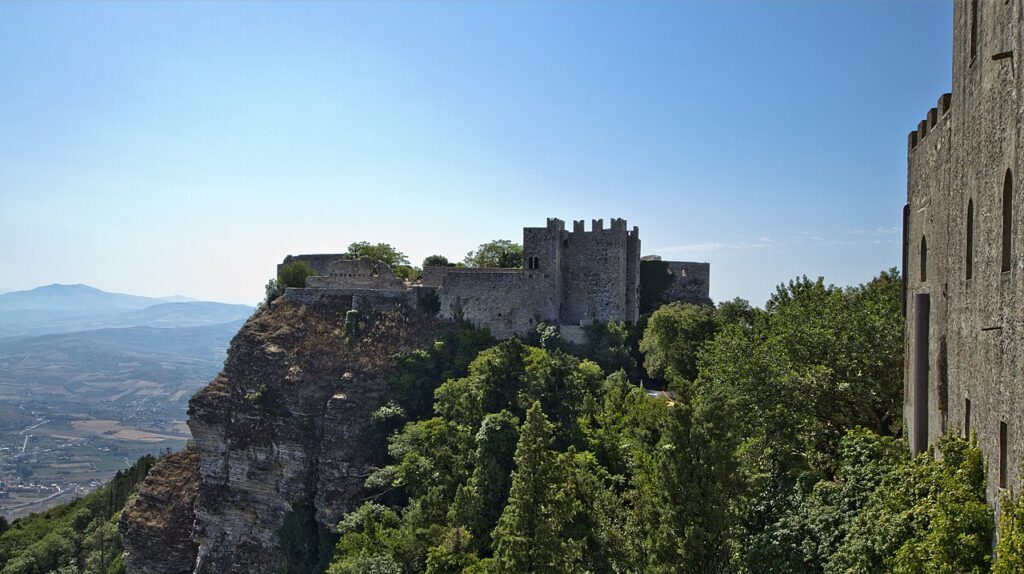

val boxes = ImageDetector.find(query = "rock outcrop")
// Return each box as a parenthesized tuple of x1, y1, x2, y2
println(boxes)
(184, 301, 443, 573)
(120, 447, 201, 574)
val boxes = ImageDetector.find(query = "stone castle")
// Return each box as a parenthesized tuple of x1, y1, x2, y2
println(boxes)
(903, 0, 1024, 503)
(278, 217, 710, 340)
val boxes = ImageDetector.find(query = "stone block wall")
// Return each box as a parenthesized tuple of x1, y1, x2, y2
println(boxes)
(436, 269, 554, 339)
(305, 258, 405, 290)
(904, 0, 1024, 506)
(559, 218, 631, 326)
(663, 261, 711, 306)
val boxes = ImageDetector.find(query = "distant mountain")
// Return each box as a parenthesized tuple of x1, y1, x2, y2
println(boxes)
(158, 295, 198, 303)
(0, 285, 254, 337)
(0, 284, 172, 312)
(0, 319, 244, 408)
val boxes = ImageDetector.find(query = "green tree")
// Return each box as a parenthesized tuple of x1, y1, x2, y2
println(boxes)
(639, 302, 718, 382)
(464, 240, 523, 268)
(633, 380, 741, 573)
(450, 410, 520, 550)
(492, 402, 574, 573)
(995, 488, 1024, 574)
(267, 260, 317, 303)
(345, 242, 410, 267)
(423, 255, 452, 267)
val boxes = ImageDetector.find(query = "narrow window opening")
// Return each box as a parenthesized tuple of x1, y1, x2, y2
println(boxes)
(1000, 421, 1009, 488)
(1003, 170, 1013, 272)
(971, 0, 979, 61)
(966, 199, 974, 280)
(921, 236, 928, 282)
(964, 397, 972, 437)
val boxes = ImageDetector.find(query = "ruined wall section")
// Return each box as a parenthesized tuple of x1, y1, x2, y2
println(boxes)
(663, 261, 711, 306)
(436, 269, 552, 339)
(278, 254, 344, 277)
(305, 258, 404, 290)
(559, 218, 631, 326)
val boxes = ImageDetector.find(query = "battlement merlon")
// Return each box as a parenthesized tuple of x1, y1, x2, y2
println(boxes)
(546, 217, 565, 231)
(908, 93, 952, 153)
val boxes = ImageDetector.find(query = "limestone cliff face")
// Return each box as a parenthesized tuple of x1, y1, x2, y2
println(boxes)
(120, 447, 201, 574)
(184, 301, 440, 573)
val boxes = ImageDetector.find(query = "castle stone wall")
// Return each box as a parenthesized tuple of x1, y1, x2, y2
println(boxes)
(560, 219, 631, 325)
(904, 0, 1024, 506)
(436, 269, 552, 339)
(278, 254, 344, 277)
(305, 258, 404, 290)
(664, 261, 712, 306)
(278, 217, 708, 342)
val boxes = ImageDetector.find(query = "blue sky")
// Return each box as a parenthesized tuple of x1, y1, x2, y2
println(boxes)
(0, 1, 953, 305)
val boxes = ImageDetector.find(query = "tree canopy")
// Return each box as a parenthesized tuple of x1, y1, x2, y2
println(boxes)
(463, 240, 523, 269)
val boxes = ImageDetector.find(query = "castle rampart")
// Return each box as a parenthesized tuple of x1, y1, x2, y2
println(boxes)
(278, 217, 709, 340)
(903, 0, 1024, 507)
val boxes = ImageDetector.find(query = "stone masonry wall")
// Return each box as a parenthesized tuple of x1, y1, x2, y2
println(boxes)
(905, 0, 1024, 507)
(436, 269, 554, 339)
(663, 261, 711, 306)
(305, 258, 405, 290)
(559, 219, 630, 326)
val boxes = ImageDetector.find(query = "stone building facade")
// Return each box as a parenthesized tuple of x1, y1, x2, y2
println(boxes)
(904, 0, 1024, 503)
(279, 217, 711, 340)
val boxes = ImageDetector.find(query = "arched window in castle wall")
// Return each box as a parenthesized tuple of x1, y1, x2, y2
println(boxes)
(966, 199, 974, 280)
(921, 235, 928, 282)
(1003, 169, 1013, 273)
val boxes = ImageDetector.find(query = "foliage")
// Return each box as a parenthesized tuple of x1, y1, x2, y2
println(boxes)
(578, 321, 637, 376)
(639, 259, 675, 314)
(266, 260, 318, 304)
(491, 402, 573, 572)
(344, 309, 360, 339)
(345, 242, 411, 268)
(995, 488, 1024, 574)
(639, 302, 718, 382)
(0, 454, 156, 574)
(463, 240, 523, 269)
(277, 502, 337, 574)
(422, 255, 452, 268)
(325, 267, 1000, 574)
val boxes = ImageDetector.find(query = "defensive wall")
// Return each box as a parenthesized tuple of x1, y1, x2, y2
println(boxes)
(903, 0, 1024, 505)
(277, 217, 710, 341)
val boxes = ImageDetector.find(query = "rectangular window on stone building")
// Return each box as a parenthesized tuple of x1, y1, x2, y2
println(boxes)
(1003, 170, 1013, 273)
(970, 0, 979, 62)
(1000, 421, 1009, 488)
(964, 398, 971, 437)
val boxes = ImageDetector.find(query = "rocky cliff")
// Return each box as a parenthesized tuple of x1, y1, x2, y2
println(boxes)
(170, 300, 444, 573)
(120, 447, 201, 574)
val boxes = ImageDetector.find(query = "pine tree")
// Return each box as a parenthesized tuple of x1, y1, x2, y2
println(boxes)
(491, 402, 568, 573)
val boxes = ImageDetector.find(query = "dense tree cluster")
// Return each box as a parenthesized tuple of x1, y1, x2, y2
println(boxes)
(14, 268, 1024, 573)
(326, 267, 1023, 573)
(0, 455, 156, 574)
(463, 240, 523, 269)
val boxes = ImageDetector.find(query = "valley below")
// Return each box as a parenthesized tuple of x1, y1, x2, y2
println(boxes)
(0, 285, 252, 519)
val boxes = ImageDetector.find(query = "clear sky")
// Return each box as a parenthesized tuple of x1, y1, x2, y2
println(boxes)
(0, 1, 953, 305)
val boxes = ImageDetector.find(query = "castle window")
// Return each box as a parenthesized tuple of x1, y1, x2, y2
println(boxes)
(970, 0, 979, 62)
(1003, 169, 1013, 273)
(920, 236, 928, 282)
(1000, 420, 1009, 488)
(966, 199, 974, 280)
(964, 397, 971, 437)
